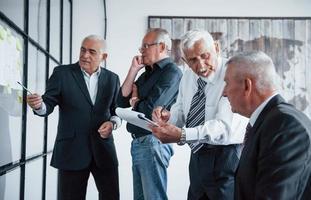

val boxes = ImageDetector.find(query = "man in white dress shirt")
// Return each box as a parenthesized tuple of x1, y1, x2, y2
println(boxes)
(151, 30, 248, 200)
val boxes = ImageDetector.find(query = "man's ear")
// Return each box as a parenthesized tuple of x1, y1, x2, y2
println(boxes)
(159, 42, 166, 53)
(244, 78, 252, 97)
(102, 53, 108, 60)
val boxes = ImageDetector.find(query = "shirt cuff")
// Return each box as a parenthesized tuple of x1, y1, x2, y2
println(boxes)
(110, 115, 122, 129)
(33, 102, 47, 115)
(184, 127, 200, 143)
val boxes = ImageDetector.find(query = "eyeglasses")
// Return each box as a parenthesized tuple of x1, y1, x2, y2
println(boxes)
(139, 42, 159, 52)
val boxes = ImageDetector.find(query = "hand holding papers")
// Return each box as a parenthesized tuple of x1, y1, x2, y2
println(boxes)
(137, 114, 159, 127)
(116, 107, 158, 131)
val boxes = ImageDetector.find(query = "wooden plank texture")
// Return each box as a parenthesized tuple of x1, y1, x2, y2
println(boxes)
(149, 16, 311, 117)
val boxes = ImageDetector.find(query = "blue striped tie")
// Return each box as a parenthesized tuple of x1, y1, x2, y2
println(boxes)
(186, 78, 207, 153)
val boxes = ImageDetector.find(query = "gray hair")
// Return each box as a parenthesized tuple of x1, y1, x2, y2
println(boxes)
(226, 51, 279, 93)
(180, 30, 215, 56)
(147, 28, 172, 51)
(82, 35, 107, 53)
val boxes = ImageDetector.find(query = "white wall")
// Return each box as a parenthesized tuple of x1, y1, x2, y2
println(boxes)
(72, 0, 311, 199)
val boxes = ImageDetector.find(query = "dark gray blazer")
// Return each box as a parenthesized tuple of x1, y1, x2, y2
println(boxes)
(37, 62, 120, 170)
(235, 95, 311, 200)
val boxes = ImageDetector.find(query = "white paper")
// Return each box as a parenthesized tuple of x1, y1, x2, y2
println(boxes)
(116, 107, 158, 131)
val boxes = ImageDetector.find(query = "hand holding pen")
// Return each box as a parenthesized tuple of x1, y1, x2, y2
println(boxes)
(26, 93, 43, 110)
(17, 81, 43, 110)
(152, 106, 171, 123)
(152, 93, 177, 123)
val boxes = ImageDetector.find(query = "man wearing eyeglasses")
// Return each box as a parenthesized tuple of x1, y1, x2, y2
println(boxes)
(117, 28, 182, 200)
(151, 30, 248, 200)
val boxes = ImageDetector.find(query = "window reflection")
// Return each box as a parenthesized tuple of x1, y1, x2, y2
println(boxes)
(25, 159, 43, 200)
(29, 0, 47, 49)
(26, 43, 46, 157)
(45, 154, 57, 200)
(0, 22, 23, 167)
(50, 0, 61, 60)
(0, 0, 24, 29)
(0, 167, 20, 200)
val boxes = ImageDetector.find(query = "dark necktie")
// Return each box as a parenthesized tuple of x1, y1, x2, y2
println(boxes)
(243, 123, 252, 145)
(186, 78, 207, 153)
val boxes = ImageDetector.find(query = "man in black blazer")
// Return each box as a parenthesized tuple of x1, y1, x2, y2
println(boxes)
(223, 51, 311, 200)
(27, 35, 120, 200)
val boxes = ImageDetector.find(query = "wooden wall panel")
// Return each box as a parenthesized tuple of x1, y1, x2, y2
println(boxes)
(294, 20, 307, 111)
(306, 20, 311, 117)
(261, 19, 272, 53)
(160, 19, 172, 36)
(226, 19, 238, 57)
(148, 16, 311, 117)
(271, 20, 284, 80)
(249, 20, 263, 51)
(282, 20, 296, 103)
(172, 18, 184, 39)
(149, 18, 160, 28)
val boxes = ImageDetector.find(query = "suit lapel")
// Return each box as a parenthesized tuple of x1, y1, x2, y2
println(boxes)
(239, 95, 286, 166)
(252, 94, 285, 132)
(71, 63, 93, 105)
(94, 68, 107, 107)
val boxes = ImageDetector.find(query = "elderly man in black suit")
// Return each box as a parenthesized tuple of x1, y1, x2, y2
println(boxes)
(223, 51, 311, 200)
(26, 35, 120, 200)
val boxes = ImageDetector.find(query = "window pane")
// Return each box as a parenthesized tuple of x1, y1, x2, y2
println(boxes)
(46, 154, 57, 200)
(26, 43, 46, 157)
(62, 0, 71, 64)
(0, 167, 20, 200)
(0, 21, 23, 166)
(0, 0, 24, 30)
(50, 0, 61, 61)
(25, 159, 43, 200)
(29, 0, 47, 49)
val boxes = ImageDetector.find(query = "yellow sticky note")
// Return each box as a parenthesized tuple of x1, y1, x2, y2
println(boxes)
(4, 85, 12, 94)
(0, 24, 7, 41)
(16, 38, 22, 51)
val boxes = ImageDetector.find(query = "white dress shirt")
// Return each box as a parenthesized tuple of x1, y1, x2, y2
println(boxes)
(81, 67, 100, 105)
(169, 57, 248, 145)
(34, 66, 121, 128)
(249, 93, 278, 127)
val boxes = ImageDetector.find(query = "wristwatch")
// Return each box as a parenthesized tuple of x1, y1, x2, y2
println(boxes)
(177, 128, 186, 146)
(111, 121, 117, 130)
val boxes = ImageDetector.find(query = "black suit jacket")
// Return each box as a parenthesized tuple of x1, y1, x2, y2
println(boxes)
(235, 95, 311, 200)
(37, 62, 120, 170)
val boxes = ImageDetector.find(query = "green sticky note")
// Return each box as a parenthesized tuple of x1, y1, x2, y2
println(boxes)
(0, 25, 7, 40)
(16, 38, 22, 51)
(4, 84, 12, 94)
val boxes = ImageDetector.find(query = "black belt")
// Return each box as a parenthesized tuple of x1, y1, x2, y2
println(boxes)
(199, 143, 239, 151)
(131, 133, 151, 139)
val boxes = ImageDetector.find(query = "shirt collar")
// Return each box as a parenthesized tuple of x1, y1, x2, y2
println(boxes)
(145, 57, 171, 71)
(249, 93, 278, 126)
(81, 66, 101, 77)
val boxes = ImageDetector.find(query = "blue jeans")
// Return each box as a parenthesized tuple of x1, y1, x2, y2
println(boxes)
(131, 134, 173, 200)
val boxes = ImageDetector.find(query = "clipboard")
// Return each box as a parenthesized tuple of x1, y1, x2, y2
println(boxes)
(115, 107, 159, 131)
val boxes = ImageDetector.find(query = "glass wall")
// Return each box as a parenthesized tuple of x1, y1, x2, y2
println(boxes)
(0, 0, 72, 199)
